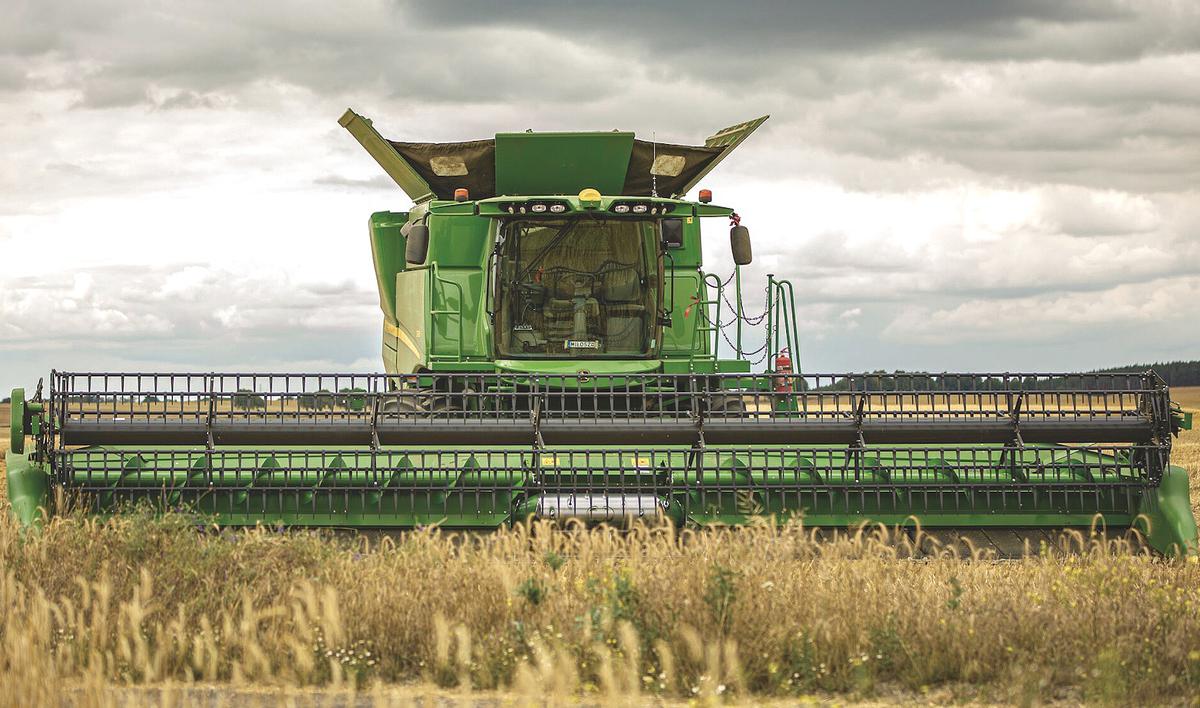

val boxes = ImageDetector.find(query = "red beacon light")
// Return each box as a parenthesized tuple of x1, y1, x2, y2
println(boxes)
(454, 188, 469, 202)
(698, 188, 713, 204)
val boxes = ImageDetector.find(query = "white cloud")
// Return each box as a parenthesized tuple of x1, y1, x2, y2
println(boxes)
(882, 275, 1200, 344)
(0, 1, 1197, 389)
(1035, 186, 1161, 237)
(0, 266, 376, 346)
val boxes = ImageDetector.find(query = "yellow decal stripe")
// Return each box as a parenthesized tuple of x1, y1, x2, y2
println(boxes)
(383, 321, 421, 356)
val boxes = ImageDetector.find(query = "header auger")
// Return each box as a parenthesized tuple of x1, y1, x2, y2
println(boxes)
(6, 110, 1196, 556)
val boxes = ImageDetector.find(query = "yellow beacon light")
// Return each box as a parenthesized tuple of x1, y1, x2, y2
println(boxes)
(578, 188, 602, 208)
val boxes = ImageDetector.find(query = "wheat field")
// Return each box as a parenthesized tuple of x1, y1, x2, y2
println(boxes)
(0, 391, 1197, 706)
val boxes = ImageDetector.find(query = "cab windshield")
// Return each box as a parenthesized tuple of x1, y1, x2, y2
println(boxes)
(495, 218, 658, 358)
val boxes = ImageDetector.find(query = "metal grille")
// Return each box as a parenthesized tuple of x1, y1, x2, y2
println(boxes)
(49, 371, 1171, 444)
(53, 444, 1155, 525)
(42, 370, 1174, 526)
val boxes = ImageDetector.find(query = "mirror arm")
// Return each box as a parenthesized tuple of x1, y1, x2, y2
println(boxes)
(669, 252, 675, 317)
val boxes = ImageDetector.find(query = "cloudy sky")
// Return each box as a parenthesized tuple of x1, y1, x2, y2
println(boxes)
(2, 0, 1198, 391)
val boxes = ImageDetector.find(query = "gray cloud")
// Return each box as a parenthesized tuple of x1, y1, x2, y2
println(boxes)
(4, 1, 1197, 190)
(881, 275, 1200, 345)
(314, 174, 398, 191)
(410, 1, 1161, 61)
(0, 0, 1197, 390)
(1036, 186, 1161, 236)
(0, 266, 377, 360)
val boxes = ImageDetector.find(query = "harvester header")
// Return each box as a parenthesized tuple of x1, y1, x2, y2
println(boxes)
(5, 110, 1197, 557)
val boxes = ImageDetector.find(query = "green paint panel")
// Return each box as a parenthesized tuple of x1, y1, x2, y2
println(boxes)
(426, 213, 491, 267)
(369, 211, 407, 322)
(494, 359, 663, 376)
(1138, 466, 1198, 556)
(5, 451, 48, 529)
(494, 132, 634, 196)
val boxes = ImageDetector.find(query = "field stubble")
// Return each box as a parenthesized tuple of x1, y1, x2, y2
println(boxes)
(0, 391, 1197, 706)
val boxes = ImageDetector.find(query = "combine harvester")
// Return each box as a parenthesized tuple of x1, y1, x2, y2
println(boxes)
(7, 110, 1196, 555)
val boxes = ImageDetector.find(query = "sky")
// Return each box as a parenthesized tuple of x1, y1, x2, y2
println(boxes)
(1, 0, 1198, 391)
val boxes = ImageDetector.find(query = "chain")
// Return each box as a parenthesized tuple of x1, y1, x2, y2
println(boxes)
(751, 345, 770, 366)
(720, 288, 768, 325)
(717, 279, 769, 326)
(702, 274, 776, 366)
(717, 324, 769, 365)
(712, 300, 768, 364)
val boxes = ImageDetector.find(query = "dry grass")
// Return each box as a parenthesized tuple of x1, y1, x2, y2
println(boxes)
(5, 516, 1200, 706)
(0, 400, 1199, 706)
(1173, 387, 1200, 525)
(1173, 385, 1200, 411)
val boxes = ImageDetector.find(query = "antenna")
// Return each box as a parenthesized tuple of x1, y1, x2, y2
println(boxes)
(651, 131, 658, 198)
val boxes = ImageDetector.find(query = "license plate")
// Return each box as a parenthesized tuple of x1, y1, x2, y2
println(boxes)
(564, 340, 599, 349)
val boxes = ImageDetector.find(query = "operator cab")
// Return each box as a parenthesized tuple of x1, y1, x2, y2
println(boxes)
(494, 217, 660, 358)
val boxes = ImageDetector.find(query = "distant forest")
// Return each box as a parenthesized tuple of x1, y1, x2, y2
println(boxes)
(808, 360, 1200, 391)
(1091, 360, 1200, 387)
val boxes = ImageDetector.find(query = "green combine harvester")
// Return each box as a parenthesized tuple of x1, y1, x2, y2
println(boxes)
(6, 110, 1197, 555)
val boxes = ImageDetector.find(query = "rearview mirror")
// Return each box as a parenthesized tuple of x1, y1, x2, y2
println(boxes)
(405, 223, 430, 264)
(730, 225, 752, 265)
(661, 218, 684, 249)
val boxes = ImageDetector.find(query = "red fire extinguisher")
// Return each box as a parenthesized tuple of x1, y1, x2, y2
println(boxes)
(773, 348, 794, 393)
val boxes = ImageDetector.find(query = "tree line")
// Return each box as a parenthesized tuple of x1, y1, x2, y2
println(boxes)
(1089, 360, 1200, 387)
(807, 360, 1200, 391)
(61, 388, 370, 410)
(226, 388, 370, 411)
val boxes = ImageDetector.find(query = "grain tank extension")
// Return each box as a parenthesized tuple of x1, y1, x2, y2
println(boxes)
(6, 109, 1197, 555)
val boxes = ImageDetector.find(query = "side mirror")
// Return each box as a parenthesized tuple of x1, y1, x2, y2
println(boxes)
(730, 225, 752, 266)
(405, 223, 430, 264)
(661, 218, 684, 249)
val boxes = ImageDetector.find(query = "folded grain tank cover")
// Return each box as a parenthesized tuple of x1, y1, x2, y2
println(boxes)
(339, 109, 768, 201)
(389, 139, 497, 202)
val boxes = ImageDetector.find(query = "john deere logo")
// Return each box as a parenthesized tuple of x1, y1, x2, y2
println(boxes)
(577, 370, 592, 382)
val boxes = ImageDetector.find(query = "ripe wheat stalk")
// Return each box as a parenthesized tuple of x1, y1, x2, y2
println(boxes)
(0, 395, 1196, 705)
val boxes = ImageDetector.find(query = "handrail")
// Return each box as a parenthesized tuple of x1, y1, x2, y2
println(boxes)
(766, 276, 800, 374)
(775, 278, 799, 373)
(409, 263, 465, 362)
(691, 272, 726, 362)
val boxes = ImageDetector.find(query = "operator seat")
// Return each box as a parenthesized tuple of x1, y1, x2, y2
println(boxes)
(542, 273, 598, 346)
(599, 269, 646, 352)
